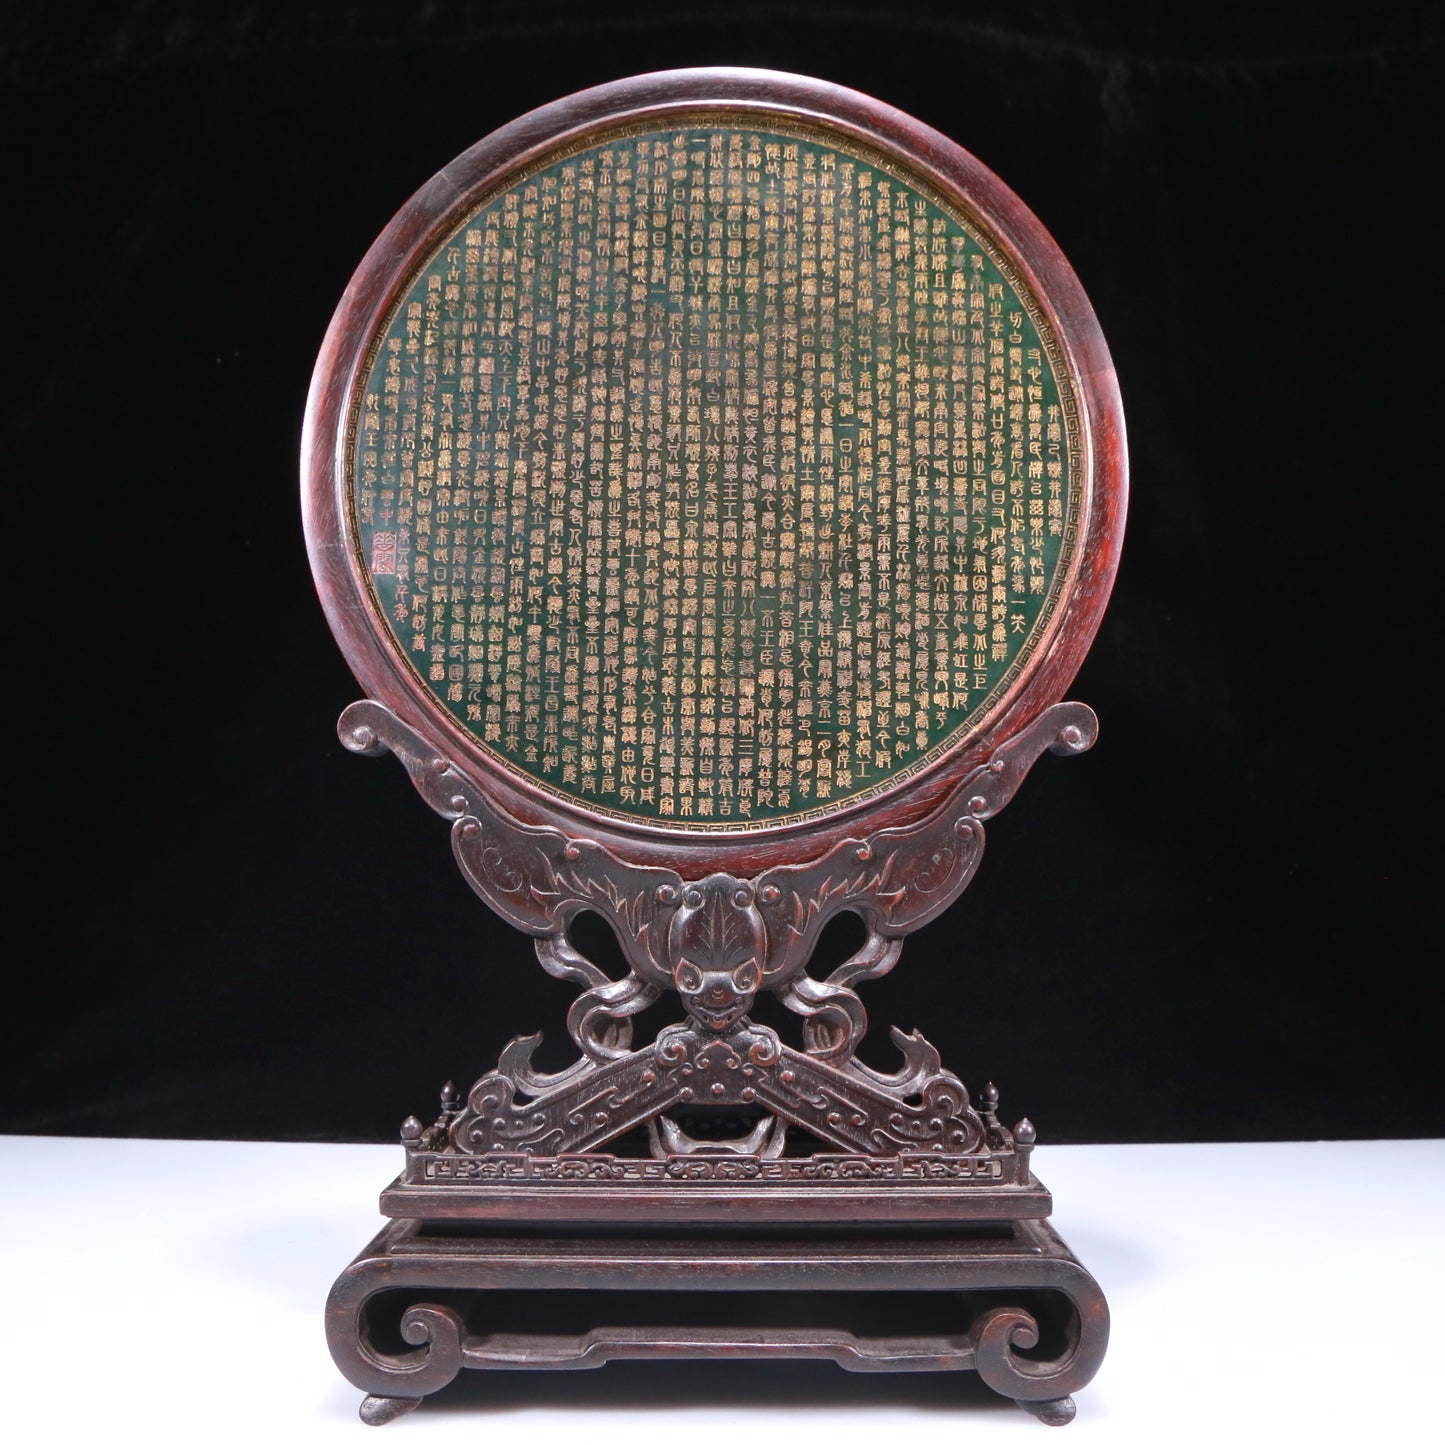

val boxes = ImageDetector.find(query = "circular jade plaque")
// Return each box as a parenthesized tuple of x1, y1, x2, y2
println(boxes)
(342, 112, 1085, 831)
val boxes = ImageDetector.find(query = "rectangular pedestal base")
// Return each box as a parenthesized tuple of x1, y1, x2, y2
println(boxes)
(326, 1207, 1109, 1426)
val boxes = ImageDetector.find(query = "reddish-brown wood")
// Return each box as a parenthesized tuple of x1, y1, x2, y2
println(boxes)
(307, 69, 1123, 1426)
(328, 1217, 1109, 1427)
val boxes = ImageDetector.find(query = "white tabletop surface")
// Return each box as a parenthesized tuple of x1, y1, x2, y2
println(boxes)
(2, 1135, 1441, 1442)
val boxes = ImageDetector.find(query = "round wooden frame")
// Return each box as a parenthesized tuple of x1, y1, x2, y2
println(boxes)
(302, 67, 1126, 874)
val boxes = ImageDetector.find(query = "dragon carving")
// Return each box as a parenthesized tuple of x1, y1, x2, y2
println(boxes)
(340, 699, 1096, 1160)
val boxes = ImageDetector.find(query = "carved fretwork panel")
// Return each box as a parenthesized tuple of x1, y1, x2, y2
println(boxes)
(344, 698, 1094, 1164)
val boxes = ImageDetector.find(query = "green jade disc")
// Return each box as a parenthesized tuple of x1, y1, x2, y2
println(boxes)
(348, 121, 1079, 831)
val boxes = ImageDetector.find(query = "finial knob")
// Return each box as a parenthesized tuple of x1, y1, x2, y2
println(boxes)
(400, 1115, 424, 1143)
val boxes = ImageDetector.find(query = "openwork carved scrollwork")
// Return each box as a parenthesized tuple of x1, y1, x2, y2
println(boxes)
(442, 1018, 983, 1158)
(340, 700, 1094, 1163)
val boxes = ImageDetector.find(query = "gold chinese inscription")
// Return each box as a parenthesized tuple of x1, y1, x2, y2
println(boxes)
(349, 122, 1079, 830)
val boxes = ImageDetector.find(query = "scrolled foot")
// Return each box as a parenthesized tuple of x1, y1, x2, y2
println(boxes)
(359, 1394, 422, 1426)
(1018, 1395, 1077, 1426)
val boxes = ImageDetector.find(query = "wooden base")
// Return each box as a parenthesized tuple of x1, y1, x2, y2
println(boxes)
(315, 701, 1116, 1423)
(326, 1209, 1109, 1425)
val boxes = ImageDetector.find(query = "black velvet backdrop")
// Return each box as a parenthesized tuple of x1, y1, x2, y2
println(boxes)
(6, 2, 1441, 1142)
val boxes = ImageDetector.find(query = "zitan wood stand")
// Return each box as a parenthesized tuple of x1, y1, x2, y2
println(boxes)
(306, 69, 1127, 1430)
(328, 1218, 1108, 1427)
(323, 700, 1110, 1425)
